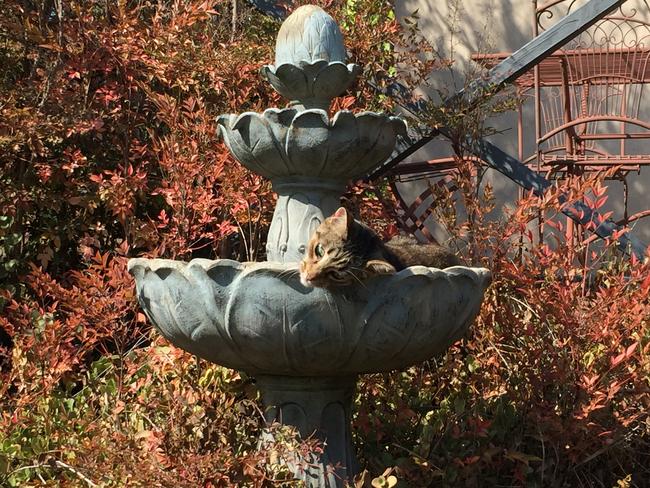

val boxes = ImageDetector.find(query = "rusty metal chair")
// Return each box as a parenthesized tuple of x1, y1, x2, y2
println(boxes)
(389, 0, 650, 247)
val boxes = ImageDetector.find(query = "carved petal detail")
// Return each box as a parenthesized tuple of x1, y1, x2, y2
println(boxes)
(260, 61, 360, 104)
(217, 108, 407, 181)
(274, 5, 347, 66)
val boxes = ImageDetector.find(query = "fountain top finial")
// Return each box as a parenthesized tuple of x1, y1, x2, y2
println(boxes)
(274, 5, 347, 66)
(262, 5, 358, 109)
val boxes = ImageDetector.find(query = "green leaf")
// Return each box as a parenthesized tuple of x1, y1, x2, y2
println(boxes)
(453, 396, 466, 415)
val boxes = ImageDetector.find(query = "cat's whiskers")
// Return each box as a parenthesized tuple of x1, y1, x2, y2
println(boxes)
(345, 269, 367, 289)
(276, 267, 300, 280)
(322, 288, 338, 316)
(302, 206, 457, 290)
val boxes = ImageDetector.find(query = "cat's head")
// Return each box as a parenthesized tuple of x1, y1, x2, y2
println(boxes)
(299, 207, 356, 288)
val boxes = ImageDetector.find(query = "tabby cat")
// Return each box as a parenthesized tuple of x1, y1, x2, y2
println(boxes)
(299, 207, 460, 288)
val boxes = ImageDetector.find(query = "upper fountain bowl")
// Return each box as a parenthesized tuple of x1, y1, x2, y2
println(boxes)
(217, 108, 406, 181)
(128, 258, 491, 376)
(261, 60, 361, 111)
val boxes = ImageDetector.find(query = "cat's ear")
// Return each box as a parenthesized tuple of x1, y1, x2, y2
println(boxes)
(333, 207, 351, 223)
(331, 207, 351, 237)
(365, 260, 397, 276)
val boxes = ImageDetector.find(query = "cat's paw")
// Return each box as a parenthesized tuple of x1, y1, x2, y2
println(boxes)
(365, 259, 397, 276)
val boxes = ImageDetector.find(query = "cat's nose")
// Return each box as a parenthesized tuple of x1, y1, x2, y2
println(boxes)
(299, 271, 313, 287)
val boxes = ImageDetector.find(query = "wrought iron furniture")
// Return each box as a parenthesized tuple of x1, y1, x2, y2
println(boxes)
(478, 1, 650, 224)
(386, 0, 650, 252)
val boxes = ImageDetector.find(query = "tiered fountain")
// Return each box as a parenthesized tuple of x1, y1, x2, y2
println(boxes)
(128, 5, 491, 487)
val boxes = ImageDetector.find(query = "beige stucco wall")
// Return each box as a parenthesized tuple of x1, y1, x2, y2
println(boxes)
(392, 0, 650, 245)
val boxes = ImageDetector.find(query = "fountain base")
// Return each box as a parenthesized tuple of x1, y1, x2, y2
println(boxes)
(256, 374, 358, 487)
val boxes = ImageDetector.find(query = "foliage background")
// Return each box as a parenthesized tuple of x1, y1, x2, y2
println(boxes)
(1, 0, 649, 486)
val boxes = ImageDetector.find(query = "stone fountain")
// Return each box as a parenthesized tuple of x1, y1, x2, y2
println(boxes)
(128, 5, 491, 487)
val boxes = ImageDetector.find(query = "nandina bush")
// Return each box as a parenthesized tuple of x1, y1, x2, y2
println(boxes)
(1, 0, 649, 487)
(0, 0, 427, 486)
(0, 1, 286, 482)
(353, 166, 650, 487)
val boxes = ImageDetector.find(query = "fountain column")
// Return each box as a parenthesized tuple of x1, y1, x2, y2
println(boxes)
(257, 375, 358, 485)
(266, 178, 344, 263)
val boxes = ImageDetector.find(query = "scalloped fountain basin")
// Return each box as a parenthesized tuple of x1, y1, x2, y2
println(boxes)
(128, 258, 491, 376)
(217, 108, 406, 181)
(260, 60, 361, 108)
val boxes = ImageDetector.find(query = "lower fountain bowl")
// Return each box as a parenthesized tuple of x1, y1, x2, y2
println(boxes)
(127, 258, 491, 376)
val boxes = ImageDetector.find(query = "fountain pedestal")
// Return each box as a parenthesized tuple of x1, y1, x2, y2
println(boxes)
(128, 5, 491, 487)
(257, 375, 358, 485)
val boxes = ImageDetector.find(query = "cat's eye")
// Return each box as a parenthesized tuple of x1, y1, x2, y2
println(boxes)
(314, 243, 324, 258)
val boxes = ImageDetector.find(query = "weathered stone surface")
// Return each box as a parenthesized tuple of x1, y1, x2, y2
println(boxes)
(261, 5, 360, 110)
(265, 178, 344, 263)
(274, 5, 346, 66)
(261, 60, 360, 110)
(217, 108, 406, 181)
(257, 375, 358, 487)
(128, 257, 491, 376)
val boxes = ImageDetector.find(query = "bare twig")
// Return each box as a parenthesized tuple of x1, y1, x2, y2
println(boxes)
(51, 459, 99, 487)
(230, 0, 237, 42)
(7, 459, 99, 487)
